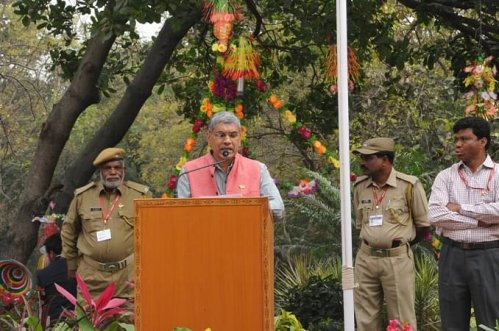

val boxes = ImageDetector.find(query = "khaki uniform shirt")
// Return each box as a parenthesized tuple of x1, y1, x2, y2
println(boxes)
(354, 169, 429, 249)
(61, 181, 150, 271)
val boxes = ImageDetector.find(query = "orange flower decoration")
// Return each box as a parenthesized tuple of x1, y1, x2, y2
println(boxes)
(312, 140, 327, 155)
(234, 103, 244, 119)
(268, 95, 283, 109)
(184, 137, 196, 152)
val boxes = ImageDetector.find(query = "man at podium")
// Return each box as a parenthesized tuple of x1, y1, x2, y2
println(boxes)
(177, 111, 284, 219)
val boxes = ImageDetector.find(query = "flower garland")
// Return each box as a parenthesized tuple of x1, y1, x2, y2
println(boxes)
(463, 55, 497, 119)
(265, 92, 340, 169)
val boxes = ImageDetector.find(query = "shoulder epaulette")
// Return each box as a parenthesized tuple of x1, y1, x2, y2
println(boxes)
(125, 181, 150, 194)
(74, 182, 96, 195)
(395, 171, 418, 185)
(354, 175, 369, 186)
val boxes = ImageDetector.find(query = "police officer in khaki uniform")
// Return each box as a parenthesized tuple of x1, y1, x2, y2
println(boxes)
(61, 147, 150, 299)
(353, 138, 430, 331)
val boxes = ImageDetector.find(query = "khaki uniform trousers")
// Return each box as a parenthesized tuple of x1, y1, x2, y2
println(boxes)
(354, 242, 416, 331)
(77, 255, 134, 300)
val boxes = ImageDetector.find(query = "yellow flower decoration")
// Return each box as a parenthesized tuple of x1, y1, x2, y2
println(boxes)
(217, 43, 227, 53)
(283, 110, 296, 124)
(212, 103, 226, 113)
(328, 156, 340, 168)
(211, 43, 219, 52)
(208, 81, 215, 93)
(240, 125, 247, 140)
(200, 98, 213, 113)
(175, 156, 187, 171)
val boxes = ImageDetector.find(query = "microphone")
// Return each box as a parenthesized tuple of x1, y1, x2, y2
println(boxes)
(174, 154, 229, 197)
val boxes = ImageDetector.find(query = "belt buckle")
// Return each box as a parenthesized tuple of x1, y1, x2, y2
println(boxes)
(371, 248, 389, 257)
(461, 242, 474, 250)
(102, 262, 120, 272)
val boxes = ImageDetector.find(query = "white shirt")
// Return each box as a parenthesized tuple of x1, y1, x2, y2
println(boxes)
(428, 155, 499, 242)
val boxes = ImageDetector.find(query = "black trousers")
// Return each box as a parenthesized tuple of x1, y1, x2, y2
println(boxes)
(438, 243, 499, 330)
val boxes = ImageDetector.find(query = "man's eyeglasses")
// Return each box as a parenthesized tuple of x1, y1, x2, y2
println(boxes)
(359, 153, 384, 161)
(212, 131, 240, 140)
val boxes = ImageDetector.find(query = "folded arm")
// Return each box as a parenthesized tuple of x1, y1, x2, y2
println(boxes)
(428, 172, 478, 230)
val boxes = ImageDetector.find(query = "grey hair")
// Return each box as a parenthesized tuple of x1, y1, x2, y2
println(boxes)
(208, 111, 241, 132)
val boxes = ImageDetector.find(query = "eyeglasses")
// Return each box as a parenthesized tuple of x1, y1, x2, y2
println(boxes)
(212, 131, 240, 140)
(359, 154, 382, 161)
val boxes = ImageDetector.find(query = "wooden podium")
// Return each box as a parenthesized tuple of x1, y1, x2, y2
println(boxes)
(134, 197, 274, 331)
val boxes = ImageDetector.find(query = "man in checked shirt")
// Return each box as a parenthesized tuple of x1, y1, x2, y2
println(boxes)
(428, 116, 499, 330)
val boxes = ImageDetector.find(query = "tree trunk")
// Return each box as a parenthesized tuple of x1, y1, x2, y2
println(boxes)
(0, 33, 116, 262)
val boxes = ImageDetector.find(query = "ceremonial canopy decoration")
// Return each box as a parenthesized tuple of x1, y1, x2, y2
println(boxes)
(164, 0, 352, 197)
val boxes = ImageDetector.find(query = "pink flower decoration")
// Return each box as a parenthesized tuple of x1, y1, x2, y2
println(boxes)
(297, 126, 312, 139)
(288, 179, 318, 198)
(255, 79, 266, 92)
(192, 119, 205, 133)
(167, 175, 177, 190)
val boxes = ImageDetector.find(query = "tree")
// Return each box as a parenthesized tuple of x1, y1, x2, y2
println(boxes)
(397, 0, 498, 64)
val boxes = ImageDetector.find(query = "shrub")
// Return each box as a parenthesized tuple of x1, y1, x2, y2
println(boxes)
(281, 274, 343, 331)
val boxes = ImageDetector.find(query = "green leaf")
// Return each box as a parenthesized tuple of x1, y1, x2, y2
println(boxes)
(23, 316, 43, 331)
(21, 16, 30, 26)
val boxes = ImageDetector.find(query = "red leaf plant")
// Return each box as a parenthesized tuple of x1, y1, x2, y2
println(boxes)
(55, 273, 129, 329)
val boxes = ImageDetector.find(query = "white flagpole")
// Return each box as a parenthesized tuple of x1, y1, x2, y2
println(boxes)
(336, 0, 355, 330)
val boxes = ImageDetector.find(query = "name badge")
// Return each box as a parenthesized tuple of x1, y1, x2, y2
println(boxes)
(96, 229, 112, 242)
(369, 214, 383, 227)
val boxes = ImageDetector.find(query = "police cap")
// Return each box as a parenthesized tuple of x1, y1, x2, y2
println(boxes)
(93, 148, 125, 167)
(354, 137, 394, 155)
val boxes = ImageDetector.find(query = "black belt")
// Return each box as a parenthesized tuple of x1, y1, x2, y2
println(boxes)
(442, 237, 499, 250)
(363, 239, 402, 248)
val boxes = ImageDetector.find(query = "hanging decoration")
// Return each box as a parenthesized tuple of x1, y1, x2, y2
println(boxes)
(204, 0, 241, 52)
(223, 35, 261, 80)
(325, 44, 360, 94)
(463, 55, 497, 119)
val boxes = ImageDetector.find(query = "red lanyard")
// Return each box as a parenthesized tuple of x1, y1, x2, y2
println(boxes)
(99, 193, 121, 224)
(372, 186, 388, 208)
(458, 165, 495, 194)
